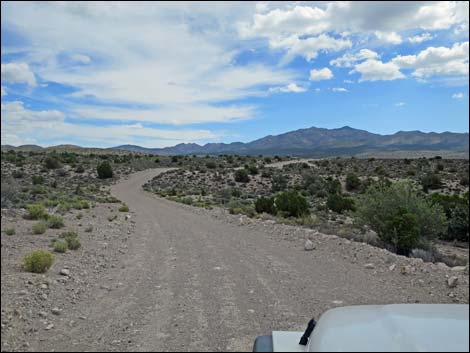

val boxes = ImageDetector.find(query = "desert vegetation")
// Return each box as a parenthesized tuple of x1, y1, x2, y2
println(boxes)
(145, 156, 468, 264)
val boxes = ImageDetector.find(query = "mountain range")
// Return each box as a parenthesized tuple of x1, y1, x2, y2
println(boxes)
(112, 126, 469, 157)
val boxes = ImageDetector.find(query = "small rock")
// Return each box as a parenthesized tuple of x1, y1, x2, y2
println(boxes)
(389, 264, 397, 271)
(447, 276, 458, 288)
(38, 311, 47, 318)
(60, 269, 70, 276)
(400, 265, 412, 275)
(51, 308, 61, 315)
(45, 324, 54, 330)
(364, 263, 375, 270)
(451, 266, 466, 272)
(125, 215, 131, 220)
(436, 263, 448, 271)
(248, 309, 255, 314)
(304, 239, 315, 251)
(40, 284, 48, 290)
(18, 290, 28, 296)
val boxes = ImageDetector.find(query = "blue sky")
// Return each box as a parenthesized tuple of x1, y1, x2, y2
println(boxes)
(1, 1, 469, 148)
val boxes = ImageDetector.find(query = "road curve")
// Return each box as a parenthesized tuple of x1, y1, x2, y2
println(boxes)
(45, 168, 460, 352)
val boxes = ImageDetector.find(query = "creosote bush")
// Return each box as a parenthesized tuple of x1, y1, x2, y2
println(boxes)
(47, 215, 64, 229)
(32, 221, 48, 235)
(97, 161, 113, 179)
(255, 196, 276, 215)
(26, 203, 47, 220)
(119, 204, 129, 212)
(234, 169, 250, 183)
(53, 240, 68, 253)
(327, 193, 355, 214)
(275, 190, 309, 217)
(23, 250, 54, 273)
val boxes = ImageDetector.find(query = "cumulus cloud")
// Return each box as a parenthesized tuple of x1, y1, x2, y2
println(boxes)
(392, 41, 469, 77)
(452, 92, 464, 99)
(269, 83, 307, 93)
(330, 49, 380, 68)
(309, 68, 333, 81)
(352, 59, 405, 82)
(1, 86, 6, 96)
(269, 34, 351, 63)
(375, 31, 403, 45)
(395, 102, 406, 107)
(408, 32, 434, 44)
(1, 62, 37, 87)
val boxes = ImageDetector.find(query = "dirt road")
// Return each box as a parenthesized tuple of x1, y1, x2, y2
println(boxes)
(40, 168, 467, 352)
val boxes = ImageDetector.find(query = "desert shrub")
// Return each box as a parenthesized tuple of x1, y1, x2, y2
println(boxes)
(171, 156, 178, 163)
(44, 156, 61, 170)
(32, 221, 48, 234)
(327, 193, 355, 213)
(47, 215, 64, 229)
(228, 200, 255, 217)
(275, 191, 309, 217)
(447, 202, 469, 242)
(12, 170, 24, 179)
(64, 234, 81, 250)
(53, 240, 68, 253)
(436, 163, 444, 172)
(271, 174, 288, 192)
(75, 165, 85, 173)
(23, 250, 54, 273)
(246, 164, 258, 175)
(345, 173, 361, 191)
(420, 172, 442, 192)
(326, 178, 342, 195)
(234, 169, 250, 183)
(206, 161, 217, 169)
(26, 203, 47, 220)
(356, 181, 447, 248)
(97, 161, 113, 179)
(5, 227, 15, 236)
(119, 204, 129, 212)
(255, 196, 276, 215)
(32, 175, 45, 185)
(383, 208, 421, 255)
(460, 175, 469, 186)
(410, 248, 435, 263)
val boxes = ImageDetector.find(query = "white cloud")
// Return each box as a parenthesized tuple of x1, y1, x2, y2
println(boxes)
(352, 59, 405, 82)
(375, 31, 403, 45)
(408, 32, 434, 44)
(332, 87, 348, 92)
(395, 102, 406, 107)
(330, 49, 380, 68)
(343, 79, 354, 84)
(1, 101, 223, 147)
(452, 92, 464, 99)
(1, 86, 6, 96)
(1, 62, 37, 87)
(269, 34, 351, 63)
(70, 54, 91, 64)
(269, 83, 307, 93)
(392, 42, 469, 78)
(309, 67, 333, 81)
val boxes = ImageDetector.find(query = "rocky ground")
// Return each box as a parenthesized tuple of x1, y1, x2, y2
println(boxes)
(1, 168, 468, 352)
(1, 203, 136, 351)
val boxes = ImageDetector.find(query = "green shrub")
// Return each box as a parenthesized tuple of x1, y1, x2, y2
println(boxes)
(5, 227, 15, 236)
(23, 250, 54, 273)
(47, 215, 64, 229)
(255, 196, 276, 215)
(53, 240, 68, 253)
(246, 164, 258, 175)
(44, 156, 61, 170)
(32, 175, 45, 185)
(448, 204, 469, 242)
(275, 191, 309, 217)
(345, 173, 361, 191)
(326, 178, 342, 195)
(356, 181, 447, 247)
(32, 221, 48, 234)
(97, 161, 113, 179)
(327, 193, 355, 213)
(420, 172, 442, 192)
(26, 203, 47, 220)
(383, 208, 421, 255)
(65, 235, 81, 250)
(271, 174, 288, 192)
(234, 169, 250, 183)
(118, 204, 129, 212)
